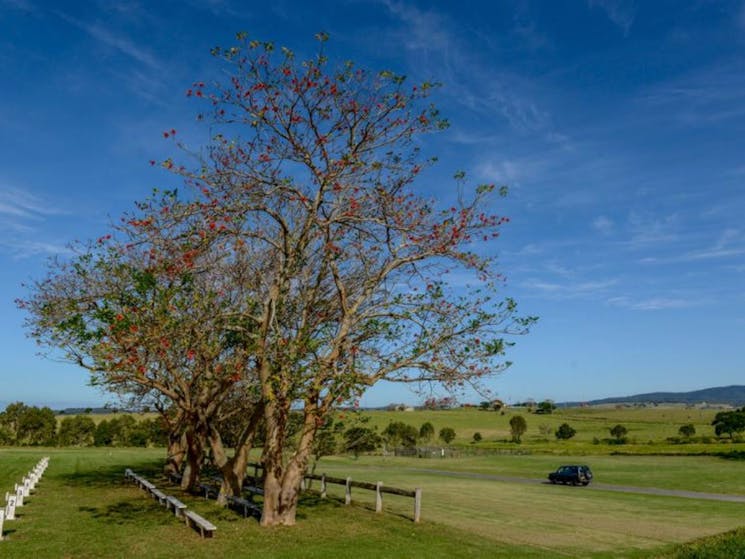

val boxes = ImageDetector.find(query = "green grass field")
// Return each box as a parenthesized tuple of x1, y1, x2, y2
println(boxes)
(356, 405, 740, 456)
(359, 405, 721, 443)
(2, 443, 744, 558)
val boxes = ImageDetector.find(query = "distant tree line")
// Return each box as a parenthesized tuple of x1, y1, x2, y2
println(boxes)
(0, 402, 167, 447)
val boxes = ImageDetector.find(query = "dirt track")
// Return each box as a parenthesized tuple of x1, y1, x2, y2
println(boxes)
(404, 467, 745, 503)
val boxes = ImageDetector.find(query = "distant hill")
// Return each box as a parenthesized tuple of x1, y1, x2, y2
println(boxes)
(562, 385, 745, 407)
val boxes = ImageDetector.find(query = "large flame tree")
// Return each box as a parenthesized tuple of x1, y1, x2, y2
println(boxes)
(23, 33, 535, 526)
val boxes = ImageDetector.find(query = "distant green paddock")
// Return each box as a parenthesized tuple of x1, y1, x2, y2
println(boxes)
(355, 406, 740, 454)
(1, 447, 743, 558)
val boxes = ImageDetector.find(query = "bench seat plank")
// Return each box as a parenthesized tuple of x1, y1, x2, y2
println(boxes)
(184, 510, 217, 538)
(151, 488, 167, 505)
(227, 495, 261, 519)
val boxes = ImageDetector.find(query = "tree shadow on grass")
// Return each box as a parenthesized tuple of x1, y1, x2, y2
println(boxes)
(58, 459, 164, 489)
(720, 450, 745, 461)
(78, 501, 173, 526)
(294, 492, 416, 522)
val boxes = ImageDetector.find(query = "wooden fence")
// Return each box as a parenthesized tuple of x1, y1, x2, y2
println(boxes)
(247, 463, 421, 522)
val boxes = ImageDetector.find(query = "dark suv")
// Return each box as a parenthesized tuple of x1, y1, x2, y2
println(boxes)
(548, 465, 593, 486)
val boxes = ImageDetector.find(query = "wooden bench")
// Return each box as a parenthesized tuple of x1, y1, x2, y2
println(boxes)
(184, 510, 217, 538)
(198, 483, 219, 499)
(151, 488, 168, 505)
(244, 485, 264, 498)
(227, 495, 261, 519)
(166, 495, 187, 518)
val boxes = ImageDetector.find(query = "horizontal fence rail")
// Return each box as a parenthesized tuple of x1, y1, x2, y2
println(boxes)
(248, 463, 421, 522)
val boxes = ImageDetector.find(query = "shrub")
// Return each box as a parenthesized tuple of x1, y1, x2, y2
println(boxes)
(535, 400, 556, 414)
(679, 423, 696, 438)
(419, 421, 435, 442)
(509, 415, 527, 443)
(344, 426, 380, 457)
(382, 421, 418, 448)
(609, 424, 628, 442)
(472, 432, 482, 442)
(439, 427, 456, 444)
(58, 415, 96, 447)
(555, 423, 576, 440)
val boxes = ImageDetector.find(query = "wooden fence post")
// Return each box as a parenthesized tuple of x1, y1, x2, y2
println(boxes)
(320, 474, 327, 499)
(375, 482, 383, 513)
(345, 477, 352, 505)
(414, 488, 422, 523)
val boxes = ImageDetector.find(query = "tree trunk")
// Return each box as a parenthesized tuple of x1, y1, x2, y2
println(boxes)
(181, 428, 205, 492)
(164, 430, 186, 476)
(260, 401, 318, 526)
(209, 403, 263, 505)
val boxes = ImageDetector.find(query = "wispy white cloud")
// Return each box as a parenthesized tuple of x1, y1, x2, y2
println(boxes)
(639, 62, 745, 127)
(380, 1, 557, 137)
(607, 296, 698, 311)
(588, 0, 636, 36)
(0, 239, 73, 258)
(511, 2, 550, 51)
(0, 184, 71, 257)
(476, 159, 525, 185)
(0, 186, 66, 219)
(638, 228, 745, 263)
(521, 277, 618, 299)
(55, 11, 161, 70)
(626, 211, 679, 247)
(593, 215, 614, 235)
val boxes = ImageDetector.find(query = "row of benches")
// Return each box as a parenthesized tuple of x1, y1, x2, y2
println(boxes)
(169, 471, 264, 522)
(1, 457, 49, 541)
(125, 469, 217, 538)
(196, 476, 264, 521)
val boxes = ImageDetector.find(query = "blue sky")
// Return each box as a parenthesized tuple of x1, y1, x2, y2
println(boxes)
(1, 0, 744, 409)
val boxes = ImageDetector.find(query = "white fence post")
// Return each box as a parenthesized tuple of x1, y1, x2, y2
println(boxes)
(414, 488, 422, 523)
(375, 482, 383, 513)
(15, 488, 24, 508)
(0, 509, 5, 541)
(5, 496, 16, 520)
(345, 477, 352, 505)
(320, 474, 327, 499)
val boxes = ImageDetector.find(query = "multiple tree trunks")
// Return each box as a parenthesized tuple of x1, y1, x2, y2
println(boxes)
(21, 34, 529, 528)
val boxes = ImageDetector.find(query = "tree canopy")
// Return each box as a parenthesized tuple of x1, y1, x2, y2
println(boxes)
(20, 33, 533, 526)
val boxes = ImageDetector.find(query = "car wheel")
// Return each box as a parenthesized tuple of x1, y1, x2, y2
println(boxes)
(582, 481, 589, 486)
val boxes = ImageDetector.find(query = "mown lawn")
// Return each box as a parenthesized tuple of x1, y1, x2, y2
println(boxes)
(2, 447, 744, 558)
(314, 454, 745, 558)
